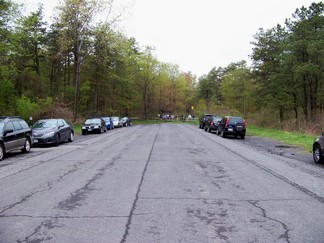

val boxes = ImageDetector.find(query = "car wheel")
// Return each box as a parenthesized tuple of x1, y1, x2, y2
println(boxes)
(82, 131, 86, 135)
(240, 134, 245, 139)
(54, 134, 59, 146)
(0, 143, 5, 161)
(313, 144, 323, 164)
(208, 128, 211, 133)
(68, 132, 74, 142)
(22, 138, 31, 153)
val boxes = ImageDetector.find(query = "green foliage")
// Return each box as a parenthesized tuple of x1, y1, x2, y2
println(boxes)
(0, 65, 17, 115)
(16, 95, 39, 120)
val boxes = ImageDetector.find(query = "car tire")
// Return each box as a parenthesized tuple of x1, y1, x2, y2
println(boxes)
(313, 144, 323, 164)
(82, 131, 86, 135)
(240, 134, 245, 139)
(68, 132, 74, 142)
(54, 134, 59, 146)
(0, 143, 5, 161)
(22, 138, 31, 153)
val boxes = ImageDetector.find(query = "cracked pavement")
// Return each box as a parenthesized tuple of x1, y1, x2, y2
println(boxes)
(0, 124, 324, 242)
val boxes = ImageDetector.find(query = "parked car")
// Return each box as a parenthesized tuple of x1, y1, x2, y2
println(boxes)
(32, 119, 74, 146)
(0, 116, 32, 161)
(102, 116, 114, 130)
(204, 115, 222, 133)
(82, 118, 106, 135)
(111, 117, 123, 128)
(199, 114, 213, 129)
(217, 116, 246, 139)
(313, 132, 324, 164)
(121, 117, 132, 126)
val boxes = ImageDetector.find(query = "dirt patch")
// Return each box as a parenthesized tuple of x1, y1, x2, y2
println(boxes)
(239, 135, 313, 164)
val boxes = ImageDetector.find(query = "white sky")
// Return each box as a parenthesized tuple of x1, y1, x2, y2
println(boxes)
(14, 0, 321, 77)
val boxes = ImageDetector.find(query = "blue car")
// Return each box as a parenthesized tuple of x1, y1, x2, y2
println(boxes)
(102, 117, 114, 130)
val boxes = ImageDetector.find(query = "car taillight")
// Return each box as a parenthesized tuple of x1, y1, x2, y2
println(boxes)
(211, 122, 214, 126)
(225, 118, 229, 127)
(243, 119, 246, 128)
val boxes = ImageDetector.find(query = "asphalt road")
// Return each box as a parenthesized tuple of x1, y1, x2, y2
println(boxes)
(0, 124, 324, 243)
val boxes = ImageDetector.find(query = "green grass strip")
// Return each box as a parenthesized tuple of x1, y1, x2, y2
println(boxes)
(247, 125, 317, 153)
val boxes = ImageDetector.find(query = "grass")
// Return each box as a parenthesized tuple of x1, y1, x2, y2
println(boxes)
(73, 124, 82, 135)
(247, 125, 316, 153)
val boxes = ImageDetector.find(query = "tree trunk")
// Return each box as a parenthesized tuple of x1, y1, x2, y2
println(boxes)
(73, 46, 80, 122)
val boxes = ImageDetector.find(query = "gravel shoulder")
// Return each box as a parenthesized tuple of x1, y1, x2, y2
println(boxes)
(238, 135, 314, 164)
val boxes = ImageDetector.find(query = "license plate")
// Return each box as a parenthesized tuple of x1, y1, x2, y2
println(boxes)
(34, 139, 38, 143)
(88, 129, 92, 131)
(228, 128, 233, 131)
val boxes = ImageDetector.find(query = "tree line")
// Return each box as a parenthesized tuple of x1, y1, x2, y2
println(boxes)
(1, 0, 323, 132)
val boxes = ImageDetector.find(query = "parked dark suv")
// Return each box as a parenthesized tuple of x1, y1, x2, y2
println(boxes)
(313, 132, 324, 164)
(199, 114, 213, 129)
(204, 115, 222, 133)
(217, 116, 246, 139)
(0, 116, 32, 161)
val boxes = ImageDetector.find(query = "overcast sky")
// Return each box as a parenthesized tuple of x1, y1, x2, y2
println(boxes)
(14, 0, 321, 77)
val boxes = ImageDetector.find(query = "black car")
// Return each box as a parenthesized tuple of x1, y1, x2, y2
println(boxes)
(199, 114, 213, 129)
(32, 119, 74, 146)
(204, 115, 222, 133)
(217, 116, 246, 139)
(82, 118, 107, 135)
(0, 116, 32, 161)
(313, 132, 324, 164)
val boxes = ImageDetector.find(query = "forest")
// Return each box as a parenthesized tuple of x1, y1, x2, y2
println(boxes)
(0, 0, 323, 133)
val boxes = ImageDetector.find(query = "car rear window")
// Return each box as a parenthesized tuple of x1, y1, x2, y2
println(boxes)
(229, 117, 243, 123)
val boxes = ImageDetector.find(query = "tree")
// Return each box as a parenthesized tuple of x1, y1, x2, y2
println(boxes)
(55, 0, 112, 121)
(251, 25, 293, 123)
(286, 2, 324, 121)
(220, 62, 254, 116)
(0, 0, 19, 115)
(135, 47, 160, 119)
(197, 67, 224, 112)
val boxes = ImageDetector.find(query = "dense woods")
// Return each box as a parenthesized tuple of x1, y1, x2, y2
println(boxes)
(0, 0, 323, 133)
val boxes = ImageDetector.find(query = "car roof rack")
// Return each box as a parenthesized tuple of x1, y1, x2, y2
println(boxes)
(0, 116, 21, 121)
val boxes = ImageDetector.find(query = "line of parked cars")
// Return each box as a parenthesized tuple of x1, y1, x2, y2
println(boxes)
(199, 114, 324, 165)
(81, 116, 132, 135)
(199, 114, 246, 139)
(0, 116, 132, 161)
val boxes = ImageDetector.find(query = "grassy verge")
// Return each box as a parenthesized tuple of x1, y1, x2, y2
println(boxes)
(247, 125, 316, 152)
(73, 124, 82, 135)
